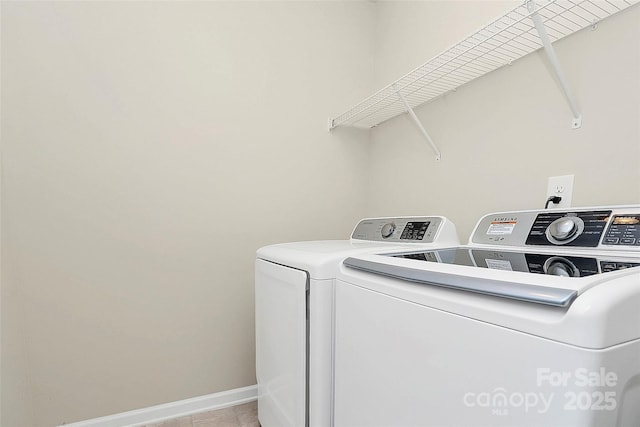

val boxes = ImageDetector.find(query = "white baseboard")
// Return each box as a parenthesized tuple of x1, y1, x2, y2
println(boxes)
(59, 384, 257, 427)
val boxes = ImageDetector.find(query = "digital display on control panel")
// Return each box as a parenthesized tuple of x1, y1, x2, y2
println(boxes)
(603, 215, 640, 246)
(400, 222, 430, 240)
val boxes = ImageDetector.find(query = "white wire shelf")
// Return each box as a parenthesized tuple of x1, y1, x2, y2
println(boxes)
(329, 0, 639, 130)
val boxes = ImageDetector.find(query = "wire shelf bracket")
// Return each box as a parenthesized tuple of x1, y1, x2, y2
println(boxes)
(329, 0, 639, 147)
(527, 0, 582, 128)
(394, 84, 442, 160)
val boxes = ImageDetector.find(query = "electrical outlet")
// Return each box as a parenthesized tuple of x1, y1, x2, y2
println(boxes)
(546, 175, 574, 208)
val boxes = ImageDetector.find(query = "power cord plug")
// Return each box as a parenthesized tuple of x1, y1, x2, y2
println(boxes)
(545, 196, 562, 209)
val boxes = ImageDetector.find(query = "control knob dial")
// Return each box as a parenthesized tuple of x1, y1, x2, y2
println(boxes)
(381, 222, 396, 239)
(543, 257, 579, 277)
(545, 216, 584, 244)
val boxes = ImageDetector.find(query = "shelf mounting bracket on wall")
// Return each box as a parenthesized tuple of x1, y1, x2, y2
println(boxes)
(394, 84, 442, 161)
(527, 0, 582, 129)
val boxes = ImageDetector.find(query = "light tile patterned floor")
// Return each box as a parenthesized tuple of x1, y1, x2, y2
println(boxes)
(143, 400, 259, 427)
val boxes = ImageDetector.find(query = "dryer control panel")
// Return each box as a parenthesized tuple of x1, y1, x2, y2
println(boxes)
(471, 206, 640, 250)
(351, 216, 457, 244)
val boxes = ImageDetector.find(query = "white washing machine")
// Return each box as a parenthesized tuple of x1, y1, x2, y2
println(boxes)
(255, 216, 459, 427)
(334, 205, 640, 427)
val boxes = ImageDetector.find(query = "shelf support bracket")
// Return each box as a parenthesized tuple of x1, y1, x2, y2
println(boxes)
(394, 84, 441, 160)
(527, 0, 582, 129)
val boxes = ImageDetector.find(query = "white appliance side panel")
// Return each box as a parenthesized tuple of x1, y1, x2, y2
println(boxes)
(333, 280, 640, 427)
(255, 259, 308, 427)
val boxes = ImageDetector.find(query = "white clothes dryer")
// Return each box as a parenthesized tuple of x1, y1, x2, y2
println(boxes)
(334, 205, 640, 427)
(255, 216, 459, 427)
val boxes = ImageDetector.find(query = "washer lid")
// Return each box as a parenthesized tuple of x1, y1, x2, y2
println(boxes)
(344, 256, 577, 307)
(344, 247, 640, 307)
(340, 251, 640, 348)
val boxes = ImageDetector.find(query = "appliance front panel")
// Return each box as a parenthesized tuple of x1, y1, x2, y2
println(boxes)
(255, 259, 308, 427)
(333, 280, 640, 427)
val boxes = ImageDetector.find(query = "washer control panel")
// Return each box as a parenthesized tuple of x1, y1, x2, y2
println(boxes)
(471, 206, 640, 250)
(351, 216, 454, 243)
(526, 210, 609, 247)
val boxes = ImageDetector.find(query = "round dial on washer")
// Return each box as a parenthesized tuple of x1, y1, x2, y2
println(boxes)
(550, 218, 577, 240)
(543, 257, 579, 277)
(381, 222, 396, 238)
(546, 216, 584, 244)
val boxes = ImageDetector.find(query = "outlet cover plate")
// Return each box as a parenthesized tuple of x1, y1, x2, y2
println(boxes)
(547, 175, 574, 208)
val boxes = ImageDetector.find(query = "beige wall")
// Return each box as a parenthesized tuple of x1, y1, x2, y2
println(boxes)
(368, 1, 640, 240)
(373, 0, 518, 87)
(2, 1, 639, 426)
(1, 1, 374, 425)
